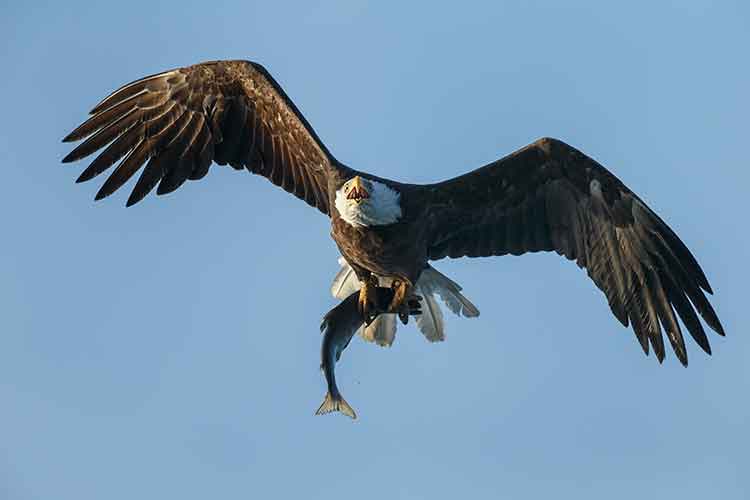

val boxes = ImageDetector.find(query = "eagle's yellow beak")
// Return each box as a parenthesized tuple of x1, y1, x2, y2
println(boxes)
(347, 176, 370, 203)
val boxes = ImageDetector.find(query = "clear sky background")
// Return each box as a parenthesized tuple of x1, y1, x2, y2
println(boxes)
(1, 1, 748, 499)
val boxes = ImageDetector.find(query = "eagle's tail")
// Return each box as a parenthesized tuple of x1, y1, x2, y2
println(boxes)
(330, 258, 479, 345)
(315, 391, 357, 419)
(414, 266, 480, 342)
(419, 266, 480, 319)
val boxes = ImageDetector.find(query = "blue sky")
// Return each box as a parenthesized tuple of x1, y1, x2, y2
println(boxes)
(1, 1, 748, 499)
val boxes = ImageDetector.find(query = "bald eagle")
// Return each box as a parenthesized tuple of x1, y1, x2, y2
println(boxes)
(62, 60, 724, 366)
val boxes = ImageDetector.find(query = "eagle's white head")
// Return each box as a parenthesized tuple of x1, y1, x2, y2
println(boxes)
(335, 176, 402, 227)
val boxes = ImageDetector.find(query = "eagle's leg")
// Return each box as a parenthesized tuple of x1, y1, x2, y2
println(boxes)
(358, 274, 380, 326)
(389, 278, 415, 325)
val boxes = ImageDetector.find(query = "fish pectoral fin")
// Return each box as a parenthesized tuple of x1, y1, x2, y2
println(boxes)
(315, 392, 357, 420)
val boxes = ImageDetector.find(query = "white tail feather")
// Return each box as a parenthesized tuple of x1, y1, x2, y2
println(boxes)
(331, 257, 360, 298)
(358, 313, 397, 347)
(330, 258, 479, 345)
(421, 267, 480, 318)
(414, 284, 445, 342)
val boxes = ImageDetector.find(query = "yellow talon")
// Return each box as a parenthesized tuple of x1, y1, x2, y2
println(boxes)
(358, 276, 379, 325)
(389, 278, 413, 324)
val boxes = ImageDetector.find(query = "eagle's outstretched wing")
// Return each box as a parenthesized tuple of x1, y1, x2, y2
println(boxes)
(423, 137, 724, 365)
(62, 60, 348, 212)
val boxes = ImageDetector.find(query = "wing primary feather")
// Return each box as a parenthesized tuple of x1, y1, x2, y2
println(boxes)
(63, 107, 140, 163)
(156, 156, 190, 195)
(639, 220, 725, 337)
(127, 153, 170, 206)
(640, 282, 666, 362)
(63, 92, 144, 143)
(628, 279, 651, 356)
(654, 215, 713, 294)
(95, 137, 151, 201)
(155, 116, 204, 195)
(187, 127, 213, 180)
(649, 270, 688, 366)
(658, 255, 725, 337)
(75, 121, 142, 183)
(663, 275, 712, 355)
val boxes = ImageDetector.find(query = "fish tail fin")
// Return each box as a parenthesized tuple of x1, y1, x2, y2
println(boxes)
(315, 391, 357, 419)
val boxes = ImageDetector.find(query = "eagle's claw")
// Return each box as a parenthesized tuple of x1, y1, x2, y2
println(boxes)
(359, 277, 421, 326)
(358, 276, 379, 326)
(389, 279, 416, 325)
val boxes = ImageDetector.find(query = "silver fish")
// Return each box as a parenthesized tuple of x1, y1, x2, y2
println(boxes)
(316, 288, 420, 419)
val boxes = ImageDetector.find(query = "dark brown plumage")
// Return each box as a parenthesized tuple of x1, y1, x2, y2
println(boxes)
(62, 60, 352, 210)
(420, 138, 724, 365)
(62, 59, 724, 366)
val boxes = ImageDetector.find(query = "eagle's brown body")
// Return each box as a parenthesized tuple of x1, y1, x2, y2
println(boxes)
(331, 182, 429, 285)
(62, 59, 725, 367)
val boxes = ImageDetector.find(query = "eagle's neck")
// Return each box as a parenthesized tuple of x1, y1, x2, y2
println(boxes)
(335, 180, 402, 227)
